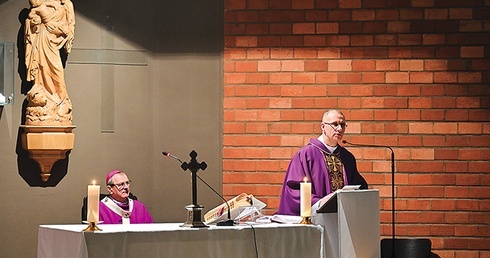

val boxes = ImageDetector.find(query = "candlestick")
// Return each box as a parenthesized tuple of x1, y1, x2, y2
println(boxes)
(87, 181, 100, 223)
(83, 221, 101, 232)
(300, 178, 311, 217)
(300, 216, 312, 224)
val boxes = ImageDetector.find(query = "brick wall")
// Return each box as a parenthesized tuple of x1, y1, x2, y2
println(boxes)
(223, 0, 489, 256)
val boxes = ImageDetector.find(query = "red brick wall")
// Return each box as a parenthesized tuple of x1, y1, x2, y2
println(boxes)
(223, 0, 489, 256)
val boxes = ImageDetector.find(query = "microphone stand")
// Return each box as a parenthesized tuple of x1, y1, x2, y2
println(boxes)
(342, 140, 395, 257)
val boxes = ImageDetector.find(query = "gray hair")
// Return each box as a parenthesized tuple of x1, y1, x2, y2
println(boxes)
(322, 109, 345, 121)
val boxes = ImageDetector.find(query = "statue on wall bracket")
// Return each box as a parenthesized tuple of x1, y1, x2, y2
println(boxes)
(20, 0, 76, 182)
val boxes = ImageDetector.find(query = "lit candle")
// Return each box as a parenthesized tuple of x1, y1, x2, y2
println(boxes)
(300, 177, 311, 217)
(87, 181, 100, 223)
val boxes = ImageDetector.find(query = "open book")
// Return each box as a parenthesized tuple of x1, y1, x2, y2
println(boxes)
(204, 193, 266, 224)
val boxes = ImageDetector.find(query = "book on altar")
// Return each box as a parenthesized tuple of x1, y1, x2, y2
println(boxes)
(204, 193, 266, 224)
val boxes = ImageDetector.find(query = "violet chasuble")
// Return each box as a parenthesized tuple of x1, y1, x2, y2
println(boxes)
(277, 138, 368, 216)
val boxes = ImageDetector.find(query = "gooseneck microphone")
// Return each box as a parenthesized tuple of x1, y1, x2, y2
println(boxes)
(162, 151, 184, 163)
(342, 139, 393, 152)
(342, 140, 396, 257)
(162, 150, 234, 226)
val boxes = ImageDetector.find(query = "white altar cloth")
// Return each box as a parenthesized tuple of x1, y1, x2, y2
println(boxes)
(38, 223, 324, 258)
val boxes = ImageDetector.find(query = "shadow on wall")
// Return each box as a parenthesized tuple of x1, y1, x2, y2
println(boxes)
(15, 106, 69, 187)
(16, 135, 69, 187)
(17, 8, 31, 95)
(74, 0, 222, 54)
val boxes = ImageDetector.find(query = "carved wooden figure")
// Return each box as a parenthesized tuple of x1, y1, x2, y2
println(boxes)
(24, 0, 75, 125)
(21, 0, 76, 182)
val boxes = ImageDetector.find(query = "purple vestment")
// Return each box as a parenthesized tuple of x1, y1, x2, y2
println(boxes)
(99, 198, 154, 224)
(277, 138, 368, 215)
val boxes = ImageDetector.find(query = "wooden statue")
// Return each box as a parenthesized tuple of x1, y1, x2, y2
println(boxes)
(24, 0, 75, 125)
(20, 0, 76, 182)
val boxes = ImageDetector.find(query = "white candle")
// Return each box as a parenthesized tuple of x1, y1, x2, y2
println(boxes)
(87, 181, 100, 222)
(300, 177, 311, 217)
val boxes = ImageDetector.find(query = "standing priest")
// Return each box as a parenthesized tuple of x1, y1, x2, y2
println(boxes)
(277, 109, 368, 216)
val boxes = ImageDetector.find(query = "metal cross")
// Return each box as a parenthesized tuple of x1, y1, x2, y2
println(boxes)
(181, 150, 207, 206)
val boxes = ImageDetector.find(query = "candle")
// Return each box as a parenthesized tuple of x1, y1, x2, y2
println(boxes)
(300, 177, 311, 217)
(87, 181, 100, 222)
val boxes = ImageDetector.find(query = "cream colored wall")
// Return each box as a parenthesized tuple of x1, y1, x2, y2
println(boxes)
(0, 1, 222, 257)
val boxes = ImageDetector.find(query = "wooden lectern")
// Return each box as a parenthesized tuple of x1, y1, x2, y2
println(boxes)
(312, 189, 380, 258)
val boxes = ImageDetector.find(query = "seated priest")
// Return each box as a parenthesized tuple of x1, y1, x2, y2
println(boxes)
(99, 170, 154, 224)
(277, 109, 368, 216)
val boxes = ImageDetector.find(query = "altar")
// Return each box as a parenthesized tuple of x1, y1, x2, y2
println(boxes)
(38, 223, 324, 258)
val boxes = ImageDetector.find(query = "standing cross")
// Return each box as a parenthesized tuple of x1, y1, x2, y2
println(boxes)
(181, 150, 207, 206)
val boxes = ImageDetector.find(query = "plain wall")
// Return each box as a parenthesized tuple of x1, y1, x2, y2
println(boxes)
(0, 1, 223, 257)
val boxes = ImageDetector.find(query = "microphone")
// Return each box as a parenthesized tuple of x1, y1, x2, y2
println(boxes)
(162, 151, 184, 163)
(342, 139, 396, 257)
(162, 150, 234, 226)
(342, 139, 392, 151)
(341, 139, 394, 173)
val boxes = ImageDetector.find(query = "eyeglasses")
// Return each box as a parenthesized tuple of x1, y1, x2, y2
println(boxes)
(322, 122, 347, 130)
(109, 180, 131, 190)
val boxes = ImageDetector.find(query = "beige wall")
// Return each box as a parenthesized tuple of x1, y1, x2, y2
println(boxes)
(0, 1, 223, 257)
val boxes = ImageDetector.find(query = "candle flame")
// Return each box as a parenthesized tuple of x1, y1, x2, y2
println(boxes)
(303, 177, 307, 183)
(92, 180, 96, 185)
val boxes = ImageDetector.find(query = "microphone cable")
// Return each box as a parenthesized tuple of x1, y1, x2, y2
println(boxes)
(248, 224, 259, 258)
(197, 174, 259, 257)
(196, 174, 234, 226)
(196, 174, 258, 257)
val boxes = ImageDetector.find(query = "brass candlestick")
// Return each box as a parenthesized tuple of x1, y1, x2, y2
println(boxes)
(83, 221, 101, 232)
(300, 216, 312, 224)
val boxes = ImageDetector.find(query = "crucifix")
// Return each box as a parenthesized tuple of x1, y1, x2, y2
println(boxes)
(180, 150, 208, 228)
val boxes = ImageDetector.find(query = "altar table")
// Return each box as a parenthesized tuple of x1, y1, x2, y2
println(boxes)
(38, 223, 324, 258)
